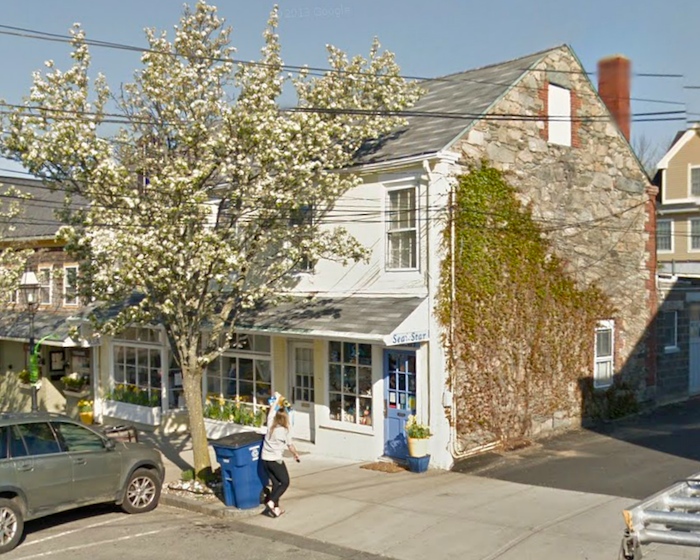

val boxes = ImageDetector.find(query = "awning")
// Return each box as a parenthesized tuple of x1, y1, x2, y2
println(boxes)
(0, 294, 430, 348)
(239, 296, 430, 345)
(0, 309, 94, 348)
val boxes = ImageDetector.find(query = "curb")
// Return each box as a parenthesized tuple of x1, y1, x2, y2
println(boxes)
(159, 492, 265, 519)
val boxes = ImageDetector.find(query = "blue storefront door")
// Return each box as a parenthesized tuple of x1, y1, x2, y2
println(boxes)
(383, 350, 417, 459)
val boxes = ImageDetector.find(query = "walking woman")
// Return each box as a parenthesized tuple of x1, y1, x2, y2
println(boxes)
(262, 392, 300, 517)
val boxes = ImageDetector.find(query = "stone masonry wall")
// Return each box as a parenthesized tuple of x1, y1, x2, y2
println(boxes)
(450, 46, 654, 415)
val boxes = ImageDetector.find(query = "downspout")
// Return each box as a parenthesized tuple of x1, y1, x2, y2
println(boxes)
(422, 160, 432, 430)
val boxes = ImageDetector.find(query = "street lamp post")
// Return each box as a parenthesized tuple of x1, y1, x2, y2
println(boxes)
(19, 269, 40, 412)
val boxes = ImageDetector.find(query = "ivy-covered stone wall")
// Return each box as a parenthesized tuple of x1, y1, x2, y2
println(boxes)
(441, 46, 655, 451)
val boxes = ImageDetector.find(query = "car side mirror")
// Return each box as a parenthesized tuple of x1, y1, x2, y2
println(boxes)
(104, 438, 116, 451)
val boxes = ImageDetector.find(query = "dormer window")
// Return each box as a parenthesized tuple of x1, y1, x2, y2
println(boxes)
(548, 84, 571, 147)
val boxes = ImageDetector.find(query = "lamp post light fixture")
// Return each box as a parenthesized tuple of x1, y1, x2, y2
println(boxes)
(18, 269, 41, 412)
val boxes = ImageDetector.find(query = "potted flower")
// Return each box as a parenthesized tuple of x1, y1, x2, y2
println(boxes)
(17, 368, 41, 389)
(61, 372, 88, 396)
(77, 399, 94, 425)
(405, 415, 431, 458)
(17, 369, 31, 386)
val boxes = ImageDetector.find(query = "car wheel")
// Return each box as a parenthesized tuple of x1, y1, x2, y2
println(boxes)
(121, 468, 161, 514)
(0, 498, 23, 554)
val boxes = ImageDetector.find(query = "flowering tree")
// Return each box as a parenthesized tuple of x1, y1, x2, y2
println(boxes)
(2, 2, 421, 477)
(0, 186, 32, 297)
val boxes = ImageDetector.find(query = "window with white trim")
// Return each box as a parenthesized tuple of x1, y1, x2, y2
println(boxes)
(661, 311, 678, 351)
(594, 320, 614, 388)
(38, 266, 51, 305)
(691, 167, 700, 197)
(328, 341, 373, 425)
(63, 265, 78, 306)
(548, 84, 571, 147)
(656, 220, 672, 252)
(206, 334, 271, 412)
(691, 219, 700, 252)
(112, 327, 163, 407)
(386, 187, 417, 270)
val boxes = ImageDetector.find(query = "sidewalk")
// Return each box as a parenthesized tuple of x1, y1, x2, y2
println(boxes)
(139, 432, 688, 560)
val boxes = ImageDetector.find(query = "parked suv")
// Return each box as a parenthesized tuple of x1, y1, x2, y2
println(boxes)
(0, 413, 164, 553)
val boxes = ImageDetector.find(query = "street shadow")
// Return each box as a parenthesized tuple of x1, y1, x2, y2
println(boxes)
(454, 275, 700, 500)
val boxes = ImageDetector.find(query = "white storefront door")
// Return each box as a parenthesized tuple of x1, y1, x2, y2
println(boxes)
(289, 341, 315, 442)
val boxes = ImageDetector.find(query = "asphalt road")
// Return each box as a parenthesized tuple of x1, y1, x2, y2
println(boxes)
(5, 504, 381, 560)
(453, 398, 700, 500)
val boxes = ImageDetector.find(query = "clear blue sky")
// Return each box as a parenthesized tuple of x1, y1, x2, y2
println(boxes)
(0, 0, 697, 168)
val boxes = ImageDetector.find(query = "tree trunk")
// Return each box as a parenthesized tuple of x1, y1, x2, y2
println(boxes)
(181, 366, 211, 479)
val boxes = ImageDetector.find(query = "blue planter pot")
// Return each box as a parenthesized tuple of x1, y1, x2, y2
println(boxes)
(407, 454, 430, 473)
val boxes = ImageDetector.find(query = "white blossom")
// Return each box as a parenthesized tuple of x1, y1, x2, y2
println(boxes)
(1, 1, 422, 477)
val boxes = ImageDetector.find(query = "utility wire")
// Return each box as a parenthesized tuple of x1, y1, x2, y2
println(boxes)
(0, 22, 693, 113)
(0, 102, 687, 127)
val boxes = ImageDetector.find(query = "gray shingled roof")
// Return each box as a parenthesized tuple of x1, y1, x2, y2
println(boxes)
(239, 296, 425, 338)
(355, 46, 563, 165)
(67, 294, 425, 341)
(0, 308, 76, 347)
(0, 176, 69, 240)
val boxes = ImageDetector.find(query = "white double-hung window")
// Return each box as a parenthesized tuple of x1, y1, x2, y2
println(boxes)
(656, 220, 672, 253)
(386, 186, 417, 270)
(691, 219, 700, 252)
(38, 267, 51, 305)
(594, 320, 614, 388)
(691, 166, 700, 197)
(63, 265, 78, 306)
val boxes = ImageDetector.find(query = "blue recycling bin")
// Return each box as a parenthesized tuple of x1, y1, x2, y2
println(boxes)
(211, 432, 266, 509)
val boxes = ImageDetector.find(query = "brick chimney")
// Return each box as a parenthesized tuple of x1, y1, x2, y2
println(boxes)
(597, 55, 631, 141)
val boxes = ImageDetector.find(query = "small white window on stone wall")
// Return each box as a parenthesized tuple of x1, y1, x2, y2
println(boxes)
(594, 320, 614, 389)
(661, 310, 678, 352)
(548, 84, 571, 147)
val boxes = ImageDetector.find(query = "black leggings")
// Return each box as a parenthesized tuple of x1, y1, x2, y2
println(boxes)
(263, 459, 290, 506)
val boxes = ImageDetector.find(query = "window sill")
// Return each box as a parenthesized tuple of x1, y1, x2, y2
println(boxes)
(593, 381, 613, 391)
(664, 346, 680, 354)
(319, 421, 374, 436)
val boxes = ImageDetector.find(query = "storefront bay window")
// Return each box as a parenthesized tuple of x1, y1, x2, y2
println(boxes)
(112, 329, 163, 407)
(206, 334, 272, 412)
(328, 341, 372, 425)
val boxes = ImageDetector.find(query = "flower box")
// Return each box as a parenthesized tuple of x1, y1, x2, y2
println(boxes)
(19, 380, 41, 391)
(204, 418, 266, 440)
(102, 399, 162, 426)
(64, 388, 90, 398)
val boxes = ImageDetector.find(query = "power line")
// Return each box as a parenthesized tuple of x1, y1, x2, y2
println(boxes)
(0, 23, 688, 81)
(0, 22, 694, 116)
(0, 102, 687, 129)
